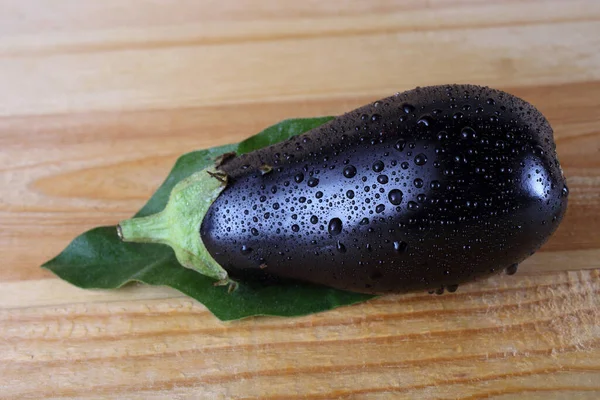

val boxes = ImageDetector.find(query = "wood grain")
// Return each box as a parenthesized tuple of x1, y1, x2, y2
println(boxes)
(1, 1, 599, 398)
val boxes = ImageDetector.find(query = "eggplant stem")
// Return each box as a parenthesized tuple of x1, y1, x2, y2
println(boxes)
(118, 211, 170, 244)
(117, 166, 229, 282)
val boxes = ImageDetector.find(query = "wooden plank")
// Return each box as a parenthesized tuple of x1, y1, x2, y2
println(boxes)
(0, 13, 599, 116)
(0, 270, 598, 398)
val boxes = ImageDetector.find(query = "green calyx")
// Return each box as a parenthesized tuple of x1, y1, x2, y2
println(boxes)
(117, 166, 232, 286)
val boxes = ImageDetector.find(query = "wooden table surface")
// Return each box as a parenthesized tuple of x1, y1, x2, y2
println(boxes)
(1, 1, 600, 398)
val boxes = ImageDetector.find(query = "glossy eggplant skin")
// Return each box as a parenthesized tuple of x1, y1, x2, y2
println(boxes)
(200, 85, 568, 294)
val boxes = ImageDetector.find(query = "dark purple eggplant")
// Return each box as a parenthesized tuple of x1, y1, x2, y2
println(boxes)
(119, 84, 568, 294)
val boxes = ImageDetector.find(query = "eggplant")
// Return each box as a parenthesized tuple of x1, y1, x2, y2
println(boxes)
(118, 84, 568, 294)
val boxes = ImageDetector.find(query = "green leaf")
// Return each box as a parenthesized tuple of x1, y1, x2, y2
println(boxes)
(42, 117, 375, 321)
